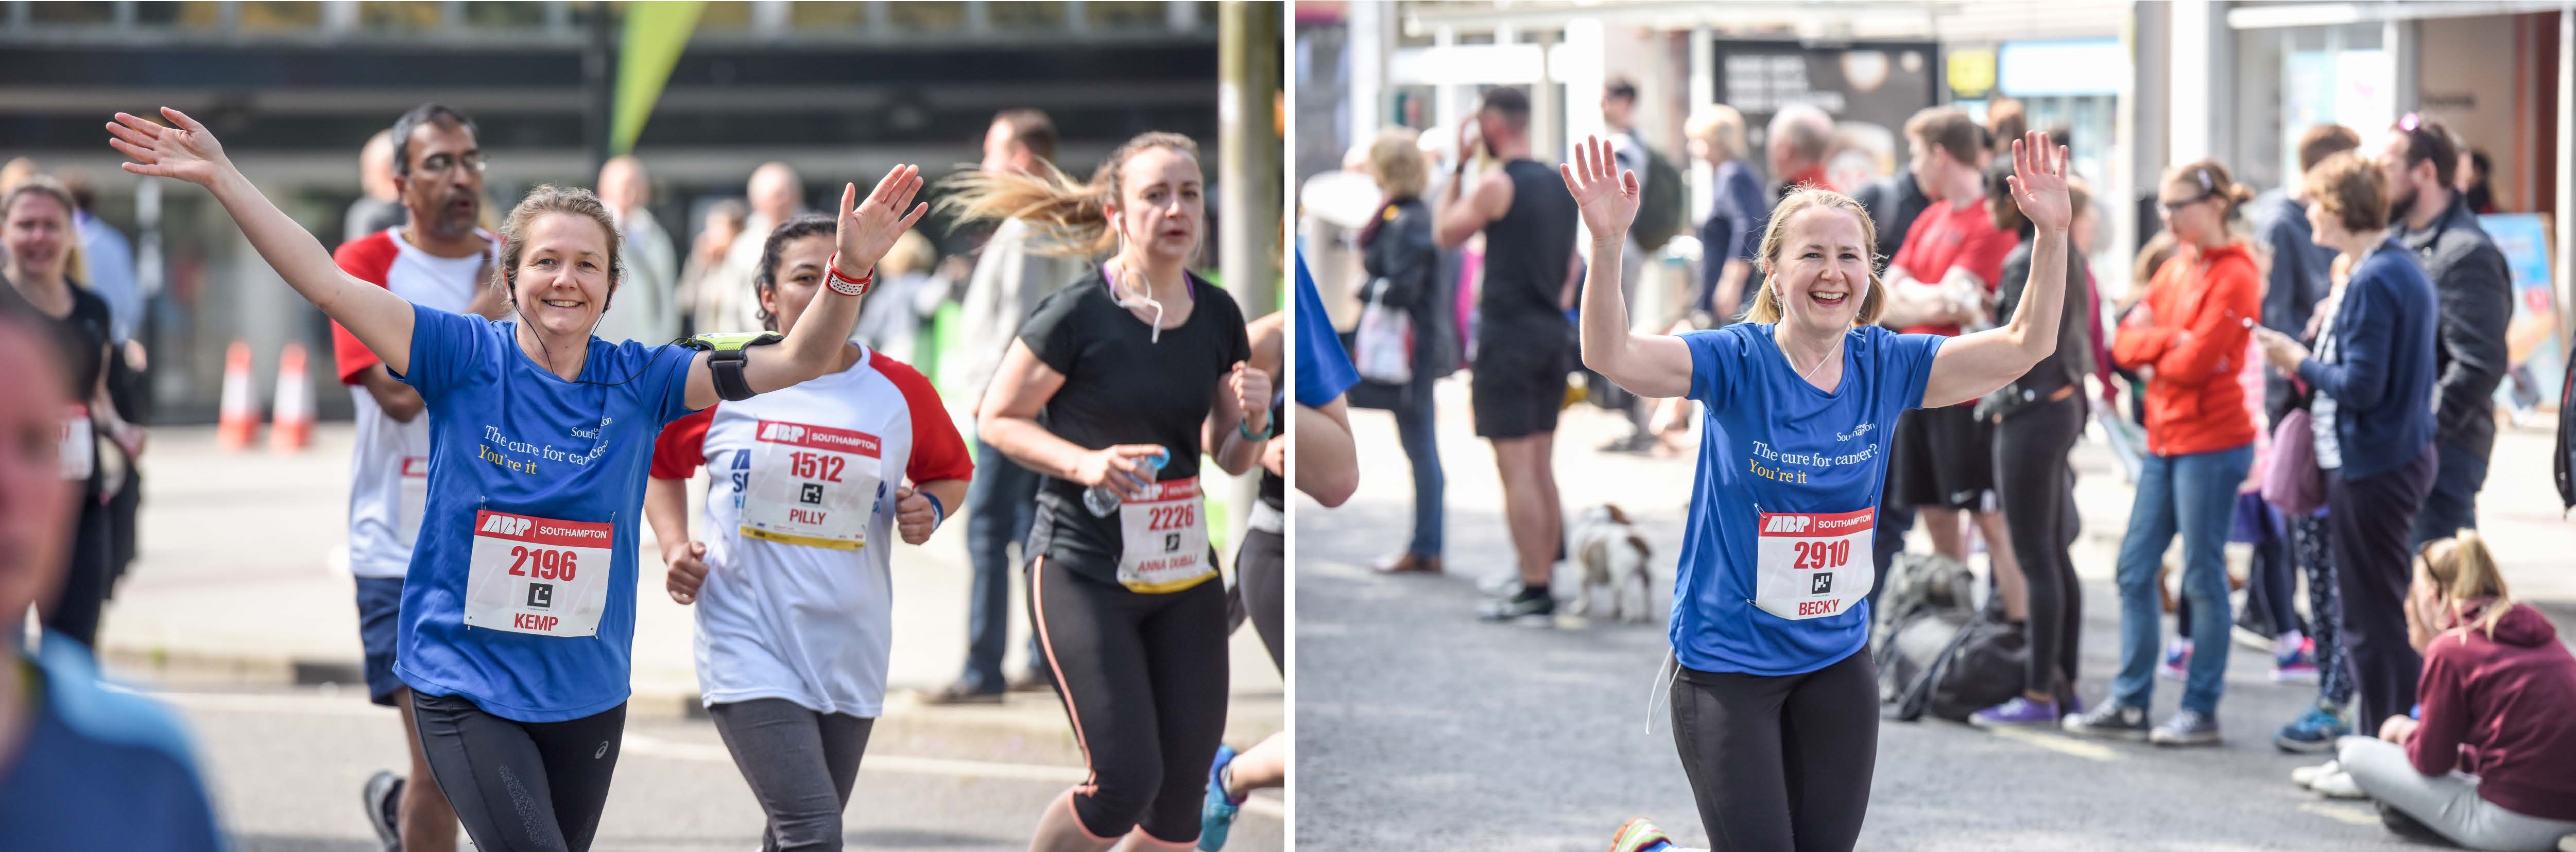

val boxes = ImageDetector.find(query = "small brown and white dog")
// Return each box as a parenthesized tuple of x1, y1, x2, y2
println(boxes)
(1568, 503, 1655, 622)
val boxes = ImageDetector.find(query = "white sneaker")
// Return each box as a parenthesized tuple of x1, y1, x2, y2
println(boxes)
(2311, 769, 2365, 799)
(2292, 760, 2340, 788)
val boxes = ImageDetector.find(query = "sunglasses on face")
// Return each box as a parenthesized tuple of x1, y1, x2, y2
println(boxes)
(2159, 194, 2211, 214)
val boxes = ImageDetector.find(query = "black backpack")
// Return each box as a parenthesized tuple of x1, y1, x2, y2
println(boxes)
(1630, 141, 1687, 254)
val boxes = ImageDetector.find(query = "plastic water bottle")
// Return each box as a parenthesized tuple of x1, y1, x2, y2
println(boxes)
(1084, 447, 1169, 516)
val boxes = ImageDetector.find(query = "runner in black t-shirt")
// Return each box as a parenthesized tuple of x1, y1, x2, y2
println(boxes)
(2, 176, 144, 650)
(1434, 86, 1583, 624)
(950, 131, 1270, 851)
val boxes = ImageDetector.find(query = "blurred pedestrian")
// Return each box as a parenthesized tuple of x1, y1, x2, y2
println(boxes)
(2372, 116, 2511, 551)
(699, 162, 805, 335)
(2332, 531, 2576, 851)
(1355, 128, 1452, 577)
(1690, 106, 1768, 324)
(1598, 77, 1662, 455)
(1984, 99, 2027, 160)
(345, 129, 409, 244)
(1435, 87, 1581, 624)
(2252, 149, 2440, 778)
(593, 155, 680, 345)
(675, 199, 746, 338)
(3, 175, 142, 652)
(1766, 104, 1835, 198)
(2459, 149, 2497, 215)
(2066, 160, 2260, 747)
(1967, 168, 2093, 727)
(1876, 107, 2018, 600)
(58, 172, 140, 344)
(0, 300, 223, 851)
(852, 229, 944, 362)
(1205, 252, 1355, 849)
(927, 108, 1083, 704)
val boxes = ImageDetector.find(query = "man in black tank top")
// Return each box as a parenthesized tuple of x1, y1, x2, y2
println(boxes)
(1433, 86, 1581, 624)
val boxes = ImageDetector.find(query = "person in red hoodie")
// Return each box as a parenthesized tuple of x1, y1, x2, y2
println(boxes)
(2339, 530, 2576, 850)
(2063, 160, 2260, 746)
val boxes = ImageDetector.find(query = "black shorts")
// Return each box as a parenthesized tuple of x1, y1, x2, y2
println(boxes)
(1891, 403, 1994, 511)
(1471, 335, 1571, 440)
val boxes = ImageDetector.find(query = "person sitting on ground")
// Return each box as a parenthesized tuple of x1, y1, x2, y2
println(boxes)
(2334, 530, 2576, 851)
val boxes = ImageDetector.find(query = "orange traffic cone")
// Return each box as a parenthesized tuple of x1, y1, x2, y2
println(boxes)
(269, 342, 312, 452)
(216, 340, 258, 451)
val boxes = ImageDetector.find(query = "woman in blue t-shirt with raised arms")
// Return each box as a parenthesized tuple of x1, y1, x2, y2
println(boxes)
(108, 106, 926, 852)
(1582, 131, 2070, 852)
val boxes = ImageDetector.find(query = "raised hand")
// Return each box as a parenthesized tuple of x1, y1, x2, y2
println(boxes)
(835, 165, 930, 277)
(1558, 135, 1641, 239)
(2006, 131, 2072, 234)
(107, 108, 231, 187)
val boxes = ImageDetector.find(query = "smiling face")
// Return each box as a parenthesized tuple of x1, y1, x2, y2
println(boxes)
(510, 212, 618, 339)
(755, 233, 837, 337)
(1104, 146, 1204, 265)
(2, 191, 70, 284)
(1766, 205, 1875, 334)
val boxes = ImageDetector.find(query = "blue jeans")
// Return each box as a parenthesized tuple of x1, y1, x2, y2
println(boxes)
(1394, 383, 1445, 557)
(961, 434, 1045, 692)
(2111, 443, 2252, 716)
(2408, 440, 2483, 550)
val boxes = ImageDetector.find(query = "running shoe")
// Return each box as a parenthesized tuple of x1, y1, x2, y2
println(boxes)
(2149, 709, 2222, 746)
(1969, 696, 2061, 728)
(1607, 817, 1672, 852)
(918, 681, 1008, 705)
(1199, 744, 1241, 851)
(362, 770, 402, 852)
(2060, 703, 2151, 741)
(2275, 703, 2348, 753)
(2156, 638, 2192, 682)
(1478, 588, 1556, 626)
(2291, 760, 2340, 788)
(2272, 633, 2318, 683)
(2311, 767, 2365, 799)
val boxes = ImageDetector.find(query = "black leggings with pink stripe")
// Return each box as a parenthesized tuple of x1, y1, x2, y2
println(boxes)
(1029, 557, 1231, 844)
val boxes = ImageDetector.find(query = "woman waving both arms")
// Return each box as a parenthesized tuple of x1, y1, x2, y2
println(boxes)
(108, 106, 925, 852)
(1582, 131, 2069, 852)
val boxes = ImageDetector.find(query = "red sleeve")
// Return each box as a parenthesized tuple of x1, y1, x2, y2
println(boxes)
(1959, 224, 2019, 292)
(649, 406, 715, 480)
(2151, 257, 2260, 385)
(330, 233, 400, 385)
(2110, 260, 2179, 370)
(2405, 639, 2470, 776)
(874, 351, 974, 484)
(1887, 212, 1936, 280)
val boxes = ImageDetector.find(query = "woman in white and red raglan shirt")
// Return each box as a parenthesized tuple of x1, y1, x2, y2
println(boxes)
(643, 212, 972, 850)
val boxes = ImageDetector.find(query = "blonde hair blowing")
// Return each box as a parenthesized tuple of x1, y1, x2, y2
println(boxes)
(1367, 128, 1428, 200)
(2420, 530, 2516, 645)
(938, 131, 1200, 257)
(1744, 188, 1887, 326)
(1687, 105, 1749, 163)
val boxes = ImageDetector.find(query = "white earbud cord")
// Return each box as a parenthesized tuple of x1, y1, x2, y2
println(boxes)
(1644, 652, 1678, 735)
(1107, 225, 1165, 344)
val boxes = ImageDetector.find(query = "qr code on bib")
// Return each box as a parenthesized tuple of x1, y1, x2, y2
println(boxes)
(800, 483, 824, 505)
(1164, 533, 1180, 552)
(526, 583, 554, 609)
(1810, 573, 1832, 595)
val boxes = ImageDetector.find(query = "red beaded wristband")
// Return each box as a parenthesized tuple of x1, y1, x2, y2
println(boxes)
(824, 252, 873, 297)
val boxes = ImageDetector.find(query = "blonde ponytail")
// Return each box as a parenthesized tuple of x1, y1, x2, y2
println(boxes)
(939, 130, 1201, 258)
(2420, 530, 2517, 644)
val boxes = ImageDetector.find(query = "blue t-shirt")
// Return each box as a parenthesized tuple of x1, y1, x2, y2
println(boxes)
(1294, 250, 1359, 407)
(0, 634, 224, 851)
(1673, 322, 1945, 675)
(394, 304, 698, 722)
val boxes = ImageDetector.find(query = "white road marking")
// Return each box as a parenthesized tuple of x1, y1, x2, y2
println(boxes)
(1981, 725, 2123, 762)
(2298, 801, 2379, 826)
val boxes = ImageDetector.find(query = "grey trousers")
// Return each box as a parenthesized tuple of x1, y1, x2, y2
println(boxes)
(709, 699, 877, 851)
(2339, 736, 2576, 852)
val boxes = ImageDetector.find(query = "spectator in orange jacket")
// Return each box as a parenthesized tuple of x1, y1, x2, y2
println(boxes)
(2063, 160, 2261, 746)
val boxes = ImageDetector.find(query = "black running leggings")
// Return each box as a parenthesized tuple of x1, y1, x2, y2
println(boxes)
(1237, 527, 1284, 672)
(1991, 394, 2084, 696)
(1031, 557, 1230, 843)
(1671, 647, 1879, 852)
(410, 691, 626, 852)
(708, 699, 876, 852)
